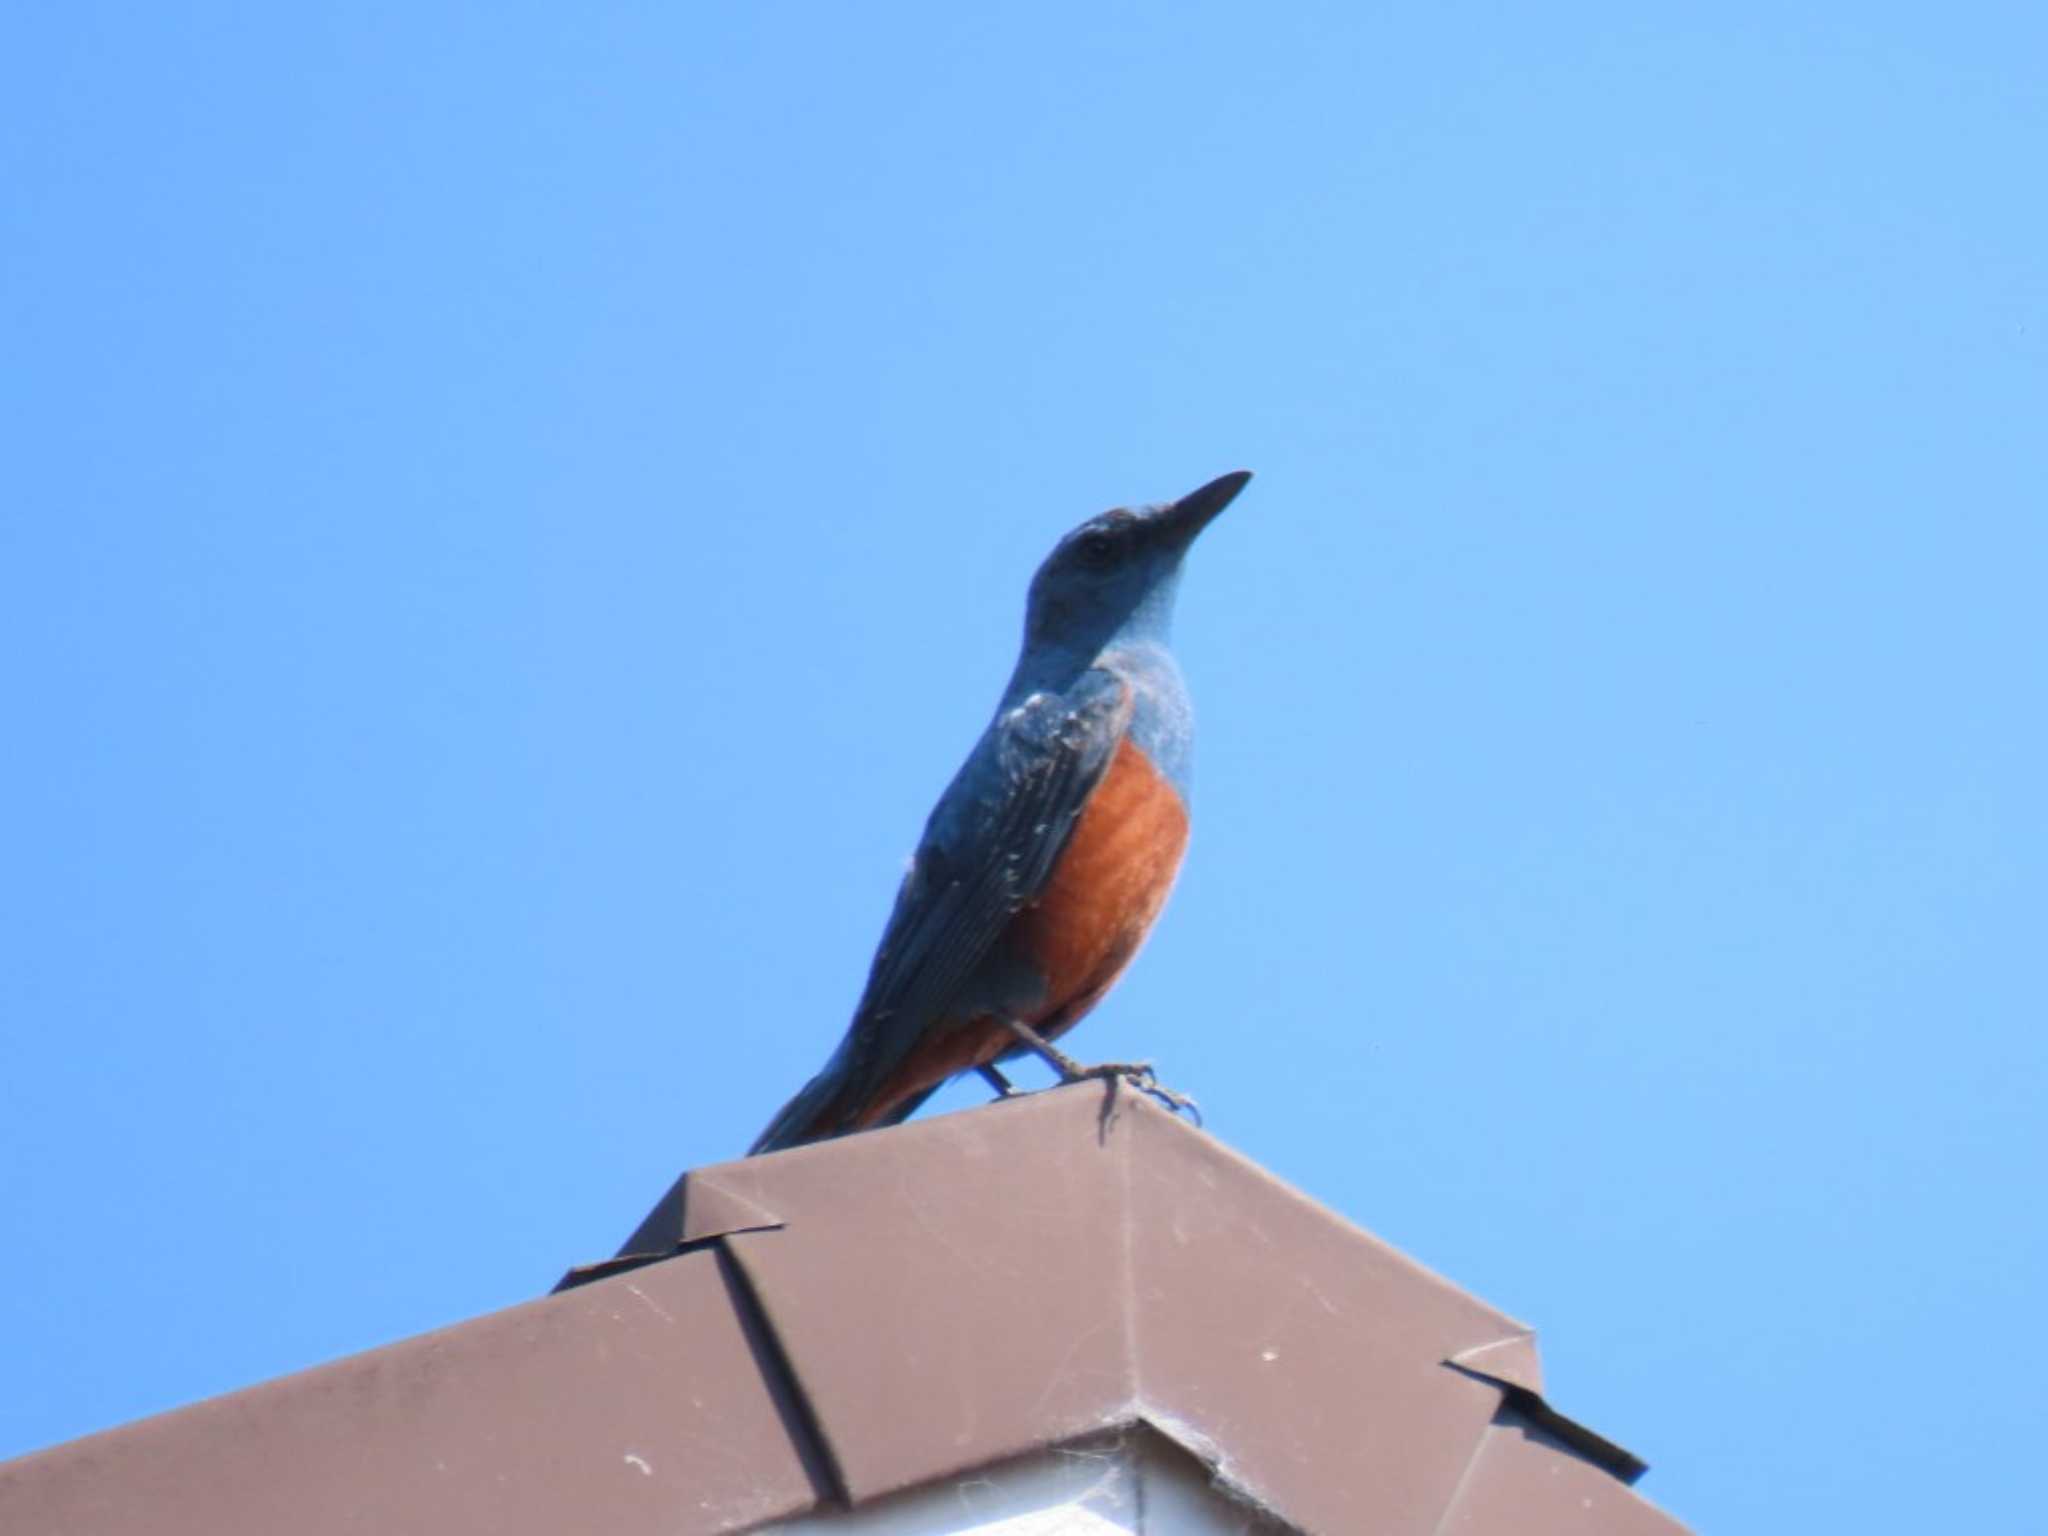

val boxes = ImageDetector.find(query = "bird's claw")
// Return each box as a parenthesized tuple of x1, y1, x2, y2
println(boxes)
(1062, 1060, 1203, 1126)
(995, 1018, 1201, 1126)
(1125, 1070, 1203, 1126)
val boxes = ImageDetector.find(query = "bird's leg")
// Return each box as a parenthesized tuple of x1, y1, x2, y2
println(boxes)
(977, 1063, 1021, 1099)
(997, 1017, 1092, 1079)
(998, 1018, 1202, 1125)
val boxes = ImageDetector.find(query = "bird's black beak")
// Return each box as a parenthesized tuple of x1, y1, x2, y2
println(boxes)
(1160, 470, 1252, 546)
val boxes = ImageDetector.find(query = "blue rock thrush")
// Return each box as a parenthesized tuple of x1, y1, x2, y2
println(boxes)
(751, 471, 1250, 1154)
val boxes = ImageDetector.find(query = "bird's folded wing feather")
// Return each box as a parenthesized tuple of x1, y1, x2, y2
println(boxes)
(836, 668, 1134, 1107)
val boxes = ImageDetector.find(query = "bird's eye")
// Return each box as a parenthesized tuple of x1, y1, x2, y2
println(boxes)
(1076, 531, 1117, 568)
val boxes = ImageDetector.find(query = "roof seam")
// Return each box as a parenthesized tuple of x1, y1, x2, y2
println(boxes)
(1117, 1084, 1140, 1402)
(1425, 1406, 1496, 1536)
(712, 1238, 852, 1514)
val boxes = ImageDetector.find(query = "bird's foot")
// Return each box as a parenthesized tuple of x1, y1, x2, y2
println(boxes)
(1063, 1060, 1203, 1125)
(998, 1019, 1202, 1126)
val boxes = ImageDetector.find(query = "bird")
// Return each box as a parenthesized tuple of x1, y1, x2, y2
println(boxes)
(750, 471, 1250, 1155)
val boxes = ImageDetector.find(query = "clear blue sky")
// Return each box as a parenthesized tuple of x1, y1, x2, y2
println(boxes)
(4, 7, 2042, 1530)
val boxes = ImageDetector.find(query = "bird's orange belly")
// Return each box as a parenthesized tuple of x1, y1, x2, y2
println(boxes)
(849, 737, 1190, 1129)
(1011, 735, 1190, 1032)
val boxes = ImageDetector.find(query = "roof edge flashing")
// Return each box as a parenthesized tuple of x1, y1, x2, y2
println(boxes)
(1441, 1363, 1649, 1485)
(1447, 1331, 1544, 1395)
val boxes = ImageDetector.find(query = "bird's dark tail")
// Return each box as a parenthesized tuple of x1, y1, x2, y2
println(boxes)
(748, 1067, 944, 1156)
(748, 1067, 846, 1156)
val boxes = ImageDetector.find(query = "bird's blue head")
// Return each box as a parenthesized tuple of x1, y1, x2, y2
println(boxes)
(1021, 471, 1250, 666)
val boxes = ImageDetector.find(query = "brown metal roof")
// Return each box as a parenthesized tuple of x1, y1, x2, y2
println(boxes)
(0, 1083, 1689, 1534)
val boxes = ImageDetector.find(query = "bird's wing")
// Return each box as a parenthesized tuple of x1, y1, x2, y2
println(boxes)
(751, 669, 1131, 1151)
